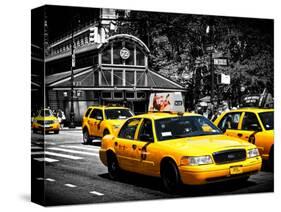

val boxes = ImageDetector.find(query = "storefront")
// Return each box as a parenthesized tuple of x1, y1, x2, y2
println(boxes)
(46, 34, 186, 124)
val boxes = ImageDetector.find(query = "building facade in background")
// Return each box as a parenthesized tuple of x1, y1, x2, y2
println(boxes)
(32, 7, 186, 124)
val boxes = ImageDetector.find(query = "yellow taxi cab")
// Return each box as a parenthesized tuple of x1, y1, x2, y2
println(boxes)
(99, 112, 262, 192)
(32, 108, 60, 134)
(82, 105, 134, 143)
(214, 108, 274, 170)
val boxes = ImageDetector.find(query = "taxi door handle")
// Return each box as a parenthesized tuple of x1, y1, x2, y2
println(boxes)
(114, 142, 118, 146)
(132, 144, 137, 150)
(237, 133, 243, 137)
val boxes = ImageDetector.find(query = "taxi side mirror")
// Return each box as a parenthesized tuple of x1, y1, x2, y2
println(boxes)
(139, 134, 154, 142)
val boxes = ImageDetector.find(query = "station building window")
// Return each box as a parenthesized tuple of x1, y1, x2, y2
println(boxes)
(101, 40, 146, 67)
(136, 46, 145, 66)
(126, 91, 135, 99)
(114, 92, 123, 99)
(125, 70, 135, 86)
(137, 92, 146, 99)
(113, 70, 123, 86)
(113, 41, 123, 64)
(125, 43, 134, 66)
(101, 92, 112, 99)
(136, 71, 145, 86)
(101, 69, 112, 86)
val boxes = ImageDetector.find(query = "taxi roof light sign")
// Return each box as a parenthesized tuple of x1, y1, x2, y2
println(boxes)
(148, 92, 185, 113)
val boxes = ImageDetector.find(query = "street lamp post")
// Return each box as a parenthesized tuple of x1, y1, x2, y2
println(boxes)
(69, 19, 76, 128)
(238, 40, 247, 105)
(206, 23, 214, 104)
(210, 50, 214, 104)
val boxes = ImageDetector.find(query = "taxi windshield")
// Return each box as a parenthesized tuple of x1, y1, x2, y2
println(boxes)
(259, 111, 274, 130)
(39, 109, 53, 117)
(105, 109, 133, 120)
(155, 116, 222, 141)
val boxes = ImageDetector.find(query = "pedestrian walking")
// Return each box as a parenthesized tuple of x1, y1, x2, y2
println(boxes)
(57, 109, 66, 129)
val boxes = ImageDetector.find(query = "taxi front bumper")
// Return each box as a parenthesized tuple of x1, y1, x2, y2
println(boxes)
(179, 156, 262, 185)
(32, 123, 60, 131)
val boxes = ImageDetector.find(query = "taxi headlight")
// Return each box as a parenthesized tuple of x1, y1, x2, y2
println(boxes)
(247, 148, 259, 158)
(180, 155, 213, 166)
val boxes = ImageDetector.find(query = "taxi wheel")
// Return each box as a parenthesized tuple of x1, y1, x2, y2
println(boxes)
(54, 130, 59, 134)
(83, 130, 91, 144)
(33, 129, 37, 134)
(161, 160, 181, 193)
(107, 153, 120, 180)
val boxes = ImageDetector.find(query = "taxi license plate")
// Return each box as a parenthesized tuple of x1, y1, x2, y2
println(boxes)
(44, 125, 50, 128)
(230, 166, 243, 175)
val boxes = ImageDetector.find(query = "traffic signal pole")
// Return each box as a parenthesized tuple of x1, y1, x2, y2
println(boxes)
(210, 51, 214, 104)
(69, 16, 76, 128)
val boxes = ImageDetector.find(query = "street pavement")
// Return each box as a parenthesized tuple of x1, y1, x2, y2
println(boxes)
(31, 129, 274, 206)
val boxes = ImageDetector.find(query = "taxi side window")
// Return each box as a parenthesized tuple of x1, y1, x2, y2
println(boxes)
(89, 109, 103, 120)
(118, 118, 141, 140)
(218, 112, 242, 131)
(85, 108, 93, 117)
(242, 112, 262, 131)
(138, 119, 154, 142)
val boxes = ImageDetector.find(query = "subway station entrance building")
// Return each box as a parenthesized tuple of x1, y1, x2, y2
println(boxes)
(46, 34, 186, 123)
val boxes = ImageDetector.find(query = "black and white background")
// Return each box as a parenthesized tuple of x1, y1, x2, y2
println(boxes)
(0, 0, 280, 211)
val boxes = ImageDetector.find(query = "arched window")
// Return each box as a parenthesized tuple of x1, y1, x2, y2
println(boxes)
(101, 40, 146, 67)
(136, 46, 145, 66)
(113, 41, 123, 64)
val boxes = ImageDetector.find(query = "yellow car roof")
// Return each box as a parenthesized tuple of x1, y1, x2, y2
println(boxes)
(133, 112, 201, 120)
(88, 106, 129, 110)
(226, 108, 273, 113)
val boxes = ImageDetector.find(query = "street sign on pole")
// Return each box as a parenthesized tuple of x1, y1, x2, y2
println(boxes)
(221, 73, 230, 84)
(214, 58, 228, 66)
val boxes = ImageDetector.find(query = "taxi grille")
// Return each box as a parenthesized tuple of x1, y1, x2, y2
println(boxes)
(37, 120, 54, 125)
(212, 149, 246, 164)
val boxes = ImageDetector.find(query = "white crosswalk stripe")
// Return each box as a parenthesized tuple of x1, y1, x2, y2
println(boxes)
(64, 184, 77, 188)
(45, 178, 56, 182)
(59, 145, 100, 152)
(31, 144, 101, 163)
(90, 191, 104, 196)
(47, 147, 99, 156)
(33, 157, 59, 162)
(31, 151, 83, 160)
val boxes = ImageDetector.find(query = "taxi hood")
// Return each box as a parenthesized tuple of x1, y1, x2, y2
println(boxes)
(161, 134, 253, 155)
(34, 116, 57, 121)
